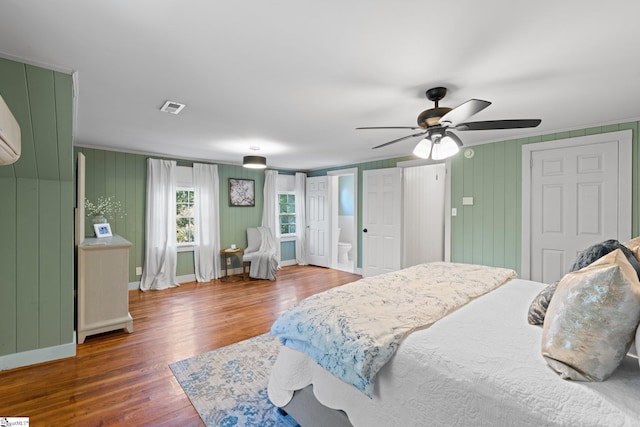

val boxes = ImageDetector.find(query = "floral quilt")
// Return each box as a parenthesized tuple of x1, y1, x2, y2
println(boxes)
(270, 262, 517, 397)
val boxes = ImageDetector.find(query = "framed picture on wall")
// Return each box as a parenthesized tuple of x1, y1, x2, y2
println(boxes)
(229, 178, 255, 207)
(94, 223, 113, 238)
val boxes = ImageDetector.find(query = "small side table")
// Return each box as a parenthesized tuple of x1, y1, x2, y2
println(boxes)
(220, 248, 244, 281)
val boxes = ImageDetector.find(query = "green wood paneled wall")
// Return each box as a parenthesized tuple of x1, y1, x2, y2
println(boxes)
(281, 240, 296, 261)
(77, 148, 147, 282)
(450, 122, 640, 274)
(76, 148, 271, 280)
(0, 58, 74, 356)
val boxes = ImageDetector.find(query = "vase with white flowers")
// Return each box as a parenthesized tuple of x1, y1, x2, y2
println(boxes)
(84, 196, 126, 225)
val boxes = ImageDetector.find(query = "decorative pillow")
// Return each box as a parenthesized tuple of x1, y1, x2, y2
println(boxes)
(527, 239, 639, 325)
(570, 239, 638, 273)
(527, 281, 558, 325)
(541, 250, 640, 381)
(625, 236, 640, 265)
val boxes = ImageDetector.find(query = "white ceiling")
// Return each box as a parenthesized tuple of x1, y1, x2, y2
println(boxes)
(2, 1, 640, 170)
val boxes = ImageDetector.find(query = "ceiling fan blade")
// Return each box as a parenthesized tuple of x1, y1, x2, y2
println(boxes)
(372, 131, 427, 149)
(357, 126, 422, 130)
(454, 119, 542, 131)
(438, 99, 491, 127)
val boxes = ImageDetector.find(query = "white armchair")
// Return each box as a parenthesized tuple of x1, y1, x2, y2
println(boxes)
(242, 226, 278, 280)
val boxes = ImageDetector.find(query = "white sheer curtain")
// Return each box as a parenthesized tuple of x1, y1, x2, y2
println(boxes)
(261, 169, 281, 265)
(193, 163, 221, 282)
(140, 158, 178, 291)
(295, 172, 308, 265)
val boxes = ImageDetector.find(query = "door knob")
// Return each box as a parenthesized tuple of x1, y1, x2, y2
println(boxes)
(363, 228, 368, 233)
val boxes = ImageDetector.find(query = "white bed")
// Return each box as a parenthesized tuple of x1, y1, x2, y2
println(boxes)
(268, 277, 640, 426)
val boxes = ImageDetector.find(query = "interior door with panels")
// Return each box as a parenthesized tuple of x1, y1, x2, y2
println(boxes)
(522, 130, 632, 283)
(306, 176, 329, 267)
(362, 167, 402, 277)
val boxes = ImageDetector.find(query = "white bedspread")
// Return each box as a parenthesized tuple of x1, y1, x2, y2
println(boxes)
(268, 279, 640, 426)
(270, 262, 516, 396)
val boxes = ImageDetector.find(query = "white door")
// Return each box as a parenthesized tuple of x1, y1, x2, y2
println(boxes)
(362, 168, 402, 277)
(306, 176, 329, 267)
(403, 163, 446, 268)
(524, 131, 632, 283)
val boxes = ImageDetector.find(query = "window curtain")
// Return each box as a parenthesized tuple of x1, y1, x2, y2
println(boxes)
(140, 158, 178, 291)
(261, 169, 281, 265)
(193, 163, 221, 281)
(295, 172, 308, 265)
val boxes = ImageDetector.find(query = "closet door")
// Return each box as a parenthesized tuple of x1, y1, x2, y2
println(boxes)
(403, 163, 445, 268)
(522, 131, 631, 283)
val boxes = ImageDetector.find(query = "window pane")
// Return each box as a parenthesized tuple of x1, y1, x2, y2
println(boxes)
(176, 189, 195, 243)
(177, 203, 191, 217)
(288, 194, 295, 204)
(177, 191, 189, 203)
(279, 194, 287, 204)
(177, 218, 194, 243)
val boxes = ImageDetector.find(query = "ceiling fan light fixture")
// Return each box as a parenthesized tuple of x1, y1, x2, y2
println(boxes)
(431, 136, 460, 160)
(412, 138, 433, 159)
(243, 155, 267, 169)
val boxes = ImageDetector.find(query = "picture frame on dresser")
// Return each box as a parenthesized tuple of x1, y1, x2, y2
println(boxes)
(94, 223, 112, 238)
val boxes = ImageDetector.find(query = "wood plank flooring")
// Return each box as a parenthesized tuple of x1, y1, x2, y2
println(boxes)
(0, 265, 361, 426)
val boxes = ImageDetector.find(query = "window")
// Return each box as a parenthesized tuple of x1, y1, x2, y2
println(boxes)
(279, 193, 296, 236)
(176, 189, 195, 244)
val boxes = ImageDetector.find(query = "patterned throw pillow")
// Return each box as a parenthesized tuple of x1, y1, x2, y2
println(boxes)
(541, 250, 640, 381)
(527, 281, 558, 325)
(527, 239, 638, 325)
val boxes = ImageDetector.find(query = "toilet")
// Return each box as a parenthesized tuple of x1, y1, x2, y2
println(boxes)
(337, 242, 352, 264)
(336, 228, 352, 264)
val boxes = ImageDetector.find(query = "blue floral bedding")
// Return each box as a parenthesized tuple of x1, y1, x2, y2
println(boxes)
(270, 262, 517, 397)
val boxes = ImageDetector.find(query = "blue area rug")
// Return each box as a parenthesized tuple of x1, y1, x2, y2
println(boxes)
(169, 334, 299, 427)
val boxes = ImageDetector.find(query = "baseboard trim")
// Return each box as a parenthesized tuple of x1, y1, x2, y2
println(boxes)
(129, 273, 197, 290)
(177, 274, 196, 284)
(0, 335, 76, 371)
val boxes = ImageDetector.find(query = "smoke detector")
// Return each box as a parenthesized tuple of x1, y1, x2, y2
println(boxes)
(160, 100, 186, 114)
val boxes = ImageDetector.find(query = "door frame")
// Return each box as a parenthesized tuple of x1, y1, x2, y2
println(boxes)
(521, 130, 632, 280)
(328, 167, 358, 273)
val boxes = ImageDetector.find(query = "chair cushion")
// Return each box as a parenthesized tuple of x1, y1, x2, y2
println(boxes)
(245, 227, 261, 253)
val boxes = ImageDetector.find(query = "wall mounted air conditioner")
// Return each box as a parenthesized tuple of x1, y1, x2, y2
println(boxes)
(0, 94, 21, 165)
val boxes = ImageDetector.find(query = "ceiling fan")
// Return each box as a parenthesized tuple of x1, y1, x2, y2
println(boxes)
(357, 87, 541, 160)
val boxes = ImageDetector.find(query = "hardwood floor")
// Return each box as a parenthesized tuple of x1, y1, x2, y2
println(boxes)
(0, 265, 361, 426)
